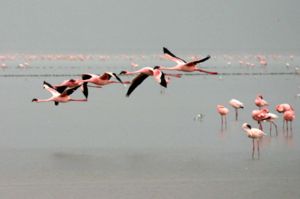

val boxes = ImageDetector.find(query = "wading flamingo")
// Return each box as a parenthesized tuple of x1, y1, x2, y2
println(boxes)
(276, 103, 293, 128)
(255, 94, 268, 109)
(283, 110, 296, 131)
(217, 105, 229, 128)
(242, 123, 266, 159)
(229, 99, 244, 120)
(32, 81, 87, 106)
(120, 66, 167, 97)
(157, 47, 218, 75)
(252, 108, 269, 130)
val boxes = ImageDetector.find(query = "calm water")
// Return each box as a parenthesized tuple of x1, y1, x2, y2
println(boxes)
(0, 53, 299, 198)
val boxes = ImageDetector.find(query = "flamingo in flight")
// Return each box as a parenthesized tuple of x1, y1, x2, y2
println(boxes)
(120, 66, 168, 97)
(229, 99, 244, 121)
(53, 78, 88, 98)
(157, 47, 218, 75)
(32, 81, 87, 106)
(81, 72, 128, 88)
(242, 123, 266, 159)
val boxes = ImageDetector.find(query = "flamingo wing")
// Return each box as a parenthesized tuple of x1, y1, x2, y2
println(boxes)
(81, 74, 93, 80)
(126, 73, 149, 97)
(153, 70, 167, 88)
(43, 81, 60, 96)
(163, 47, 186, 65)
(100, 72, 112, 80)
(185, 55, 211, 67)
(61, 85, 81, 97)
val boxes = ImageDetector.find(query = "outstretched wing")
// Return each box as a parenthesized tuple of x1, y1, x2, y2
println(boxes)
(81, 82, 88, 98)
(186, 55, 211, 66)
(163, 47, 186, 65)
(153, 70, 167, 88)
(126, 73, 149, 97)
(43, 81, 60, 96)
(61, 85, 81, 97)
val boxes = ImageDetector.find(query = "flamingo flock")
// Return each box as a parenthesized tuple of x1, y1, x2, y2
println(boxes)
(32, 47, 217, 104)
(30, 47, 297, 160)
(217, 96, 296, 159)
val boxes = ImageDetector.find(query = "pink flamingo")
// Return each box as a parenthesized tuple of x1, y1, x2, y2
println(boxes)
(157, 47, 218, 75)
(81, 72, 129, 88)
(264, 112, 279, 136)
(53, 79, 88, 98)
(252, 108, 270, 130)
(283, 110, 296, 131)
(255, 94, 268, 109)
(32, 81, 87, 106)
(217, 105, 229, 128)
(120, 66, 168, 97)
(242, 123, 266, 159)
(229, 99, 244, 120)
(276, 103, 293, 128)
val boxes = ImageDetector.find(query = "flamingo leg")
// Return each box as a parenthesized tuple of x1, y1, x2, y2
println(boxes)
(235, 109, 238, 121)
(257, 140, 260, 160)
(252, 139, 255, 159)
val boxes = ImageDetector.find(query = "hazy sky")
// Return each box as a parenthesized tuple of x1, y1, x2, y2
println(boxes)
(0, 0, 299, 53)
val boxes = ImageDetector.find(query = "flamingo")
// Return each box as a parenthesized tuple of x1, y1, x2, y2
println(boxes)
(276, 103, 293, 128)
(217, 105, 229, 128)
(264, 112, 279, 136)
(157, 47, 218, 75)
(229, 99, 244, 120)
(81, 72, 128, 88)
(255, 94, 268, 109)
(252, 108, 270, 130)
(53, 78, 88, 98)
(283, 110, 296, 131)
(242, 123, 266, 159)
(32, 81, 87, 106)
(120, 66, 167, 97)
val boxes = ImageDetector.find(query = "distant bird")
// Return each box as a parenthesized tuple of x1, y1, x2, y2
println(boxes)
(53, 78, 88, 98)
(120, 66, 167, 97)
(242, 123, 266, 159)
(255, 94, 268, 109)
(81, 72, 128, 88)
(32, 81, 87, 106)
(229, 99, 244, 120)
(157, 47, 218, 75)
(283, 110, 296, 131)
(217, 105, 229, 127)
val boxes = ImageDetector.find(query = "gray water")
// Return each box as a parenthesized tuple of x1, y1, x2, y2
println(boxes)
(0, 53, 299, 198)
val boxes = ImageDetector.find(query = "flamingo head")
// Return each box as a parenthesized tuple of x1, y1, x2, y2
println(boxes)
(242, 123, 252, 130)
(153, 66, 161, 70)
(32, 98, 38, 102)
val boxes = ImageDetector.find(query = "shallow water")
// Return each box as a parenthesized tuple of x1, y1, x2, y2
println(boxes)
(0, 53, 299, 198)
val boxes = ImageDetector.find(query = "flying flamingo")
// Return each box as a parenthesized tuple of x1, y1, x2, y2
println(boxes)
(242, 123, 266, 159)
(53, 78, 88, 98)
(120, 66, 168, 97)
(32, 81, 87, 106)
(255, 94, 268, 109)
(157, 47, 218, 75)
(217, 105, 229, 128)
(81, 72, 128, 88)
(229, 99, 244, 120)
(283, 110, 295, 131)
